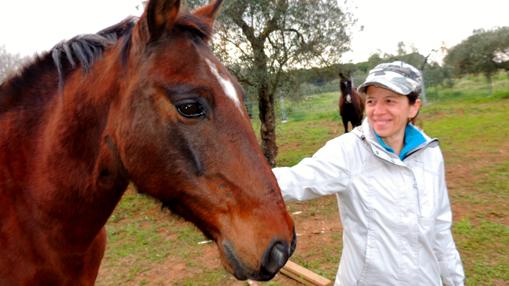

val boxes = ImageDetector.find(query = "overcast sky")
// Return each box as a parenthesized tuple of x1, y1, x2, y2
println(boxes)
(342, 0, 508, 63)
(0, 0, 507, 64)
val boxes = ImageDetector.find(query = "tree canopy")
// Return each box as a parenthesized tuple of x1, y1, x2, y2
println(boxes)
(187, 0, 355, 165)
(0, 46, 28, 83)
(444, 27, 509, 79)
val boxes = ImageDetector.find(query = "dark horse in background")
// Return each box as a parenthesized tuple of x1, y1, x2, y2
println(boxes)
(0, 0, 296, 284)
(339, 72, 364, 133)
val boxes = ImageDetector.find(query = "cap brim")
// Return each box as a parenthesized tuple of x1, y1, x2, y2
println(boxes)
(358, 77, 413, 95)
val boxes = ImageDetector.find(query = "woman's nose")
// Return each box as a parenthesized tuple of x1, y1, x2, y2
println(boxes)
(372, 102, 385, 114)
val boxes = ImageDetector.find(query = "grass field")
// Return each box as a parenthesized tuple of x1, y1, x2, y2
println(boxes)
(97, 73, 509, 286)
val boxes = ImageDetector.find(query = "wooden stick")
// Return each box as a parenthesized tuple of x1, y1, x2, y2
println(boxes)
(280, 260, 333, 286)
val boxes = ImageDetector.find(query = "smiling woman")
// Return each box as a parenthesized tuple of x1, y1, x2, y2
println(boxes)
(363, 86, 421, 154)
(0, 0, 295, 284)
(273, 61, 465, 285)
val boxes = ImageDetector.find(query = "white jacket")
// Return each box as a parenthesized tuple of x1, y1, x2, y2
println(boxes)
(273, 119, 465, 286)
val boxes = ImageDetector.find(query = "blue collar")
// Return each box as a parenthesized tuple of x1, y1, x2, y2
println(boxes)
(375, 124, 426, 160)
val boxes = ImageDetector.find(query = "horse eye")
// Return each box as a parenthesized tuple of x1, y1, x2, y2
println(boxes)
(176, 101, 206, 118)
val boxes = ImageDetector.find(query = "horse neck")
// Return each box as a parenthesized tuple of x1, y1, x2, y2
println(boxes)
(30, 48, 129, 248)
(0, 55, 61, 202)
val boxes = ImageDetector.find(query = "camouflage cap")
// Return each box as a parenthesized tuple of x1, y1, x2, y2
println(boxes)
(358, 61, 423, 96)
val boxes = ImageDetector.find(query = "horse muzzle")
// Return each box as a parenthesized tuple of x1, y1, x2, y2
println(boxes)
(222, 229, 297, 281)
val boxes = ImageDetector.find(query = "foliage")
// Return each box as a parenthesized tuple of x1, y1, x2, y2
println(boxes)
(422, 62, 454, 88)
(186, 0, 356, 166)
(288, 42, 454, 96)
(280, 26, 509, 99)
(356, 44, 455, 89)
(0, 45, 28, 83)
(204, 0, 355, 86)
(444, 27, 509, 79)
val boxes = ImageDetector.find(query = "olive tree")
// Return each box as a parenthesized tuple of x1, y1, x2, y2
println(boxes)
(0, 46, 28, 83)
(444, 27, 509, 92)
(187, 0, 355, 166)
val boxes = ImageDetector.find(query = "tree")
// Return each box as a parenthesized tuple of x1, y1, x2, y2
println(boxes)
(188, 0, 355, 166)
(0, 46, 27, 83)
(444, 27, 509, 91)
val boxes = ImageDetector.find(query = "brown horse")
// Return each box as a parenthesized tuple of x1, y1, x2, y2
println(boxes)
(339, 72, 364, 133)
(0, 0, 296, 284)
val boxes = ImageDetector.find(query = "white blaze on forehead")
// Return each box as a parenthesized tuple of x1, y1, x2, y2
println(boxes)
(205, 58, 242, 112)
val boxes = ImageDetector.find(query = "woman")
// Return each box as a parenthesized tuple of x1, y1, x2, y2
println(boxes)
(273, 61, 465, 285)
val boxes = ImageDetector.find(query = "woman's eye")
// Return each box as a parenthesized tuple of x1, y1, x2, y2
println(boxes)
(176, 102, 206, 118)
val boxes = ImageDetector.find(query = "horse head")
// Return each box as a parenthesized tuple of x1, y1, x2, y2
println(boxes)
(109, 0, 295, 280)
(339, 72, 353, 103)
(338, 72, 364, 132)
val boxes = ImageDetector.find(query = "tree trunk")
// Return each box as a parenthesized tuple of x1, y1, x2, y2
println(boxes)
(486, 74, 493, 96)
(258, 81, 277, 167)
(254, 47, 278, 166)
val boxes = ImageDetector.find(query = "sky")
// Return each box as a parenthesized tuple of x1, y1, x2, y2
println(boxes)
(342, 0, 508, 63)
(0, 0, 508, 64)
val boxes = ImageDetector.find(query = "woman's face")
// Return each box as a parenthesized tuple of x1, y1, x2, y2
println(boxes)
(365, 85, 421, 142)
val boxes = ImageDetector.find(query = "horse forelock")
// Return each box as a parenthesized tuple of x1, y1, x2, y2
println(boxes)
(340, 79, 352, 95)
(174, 13, 213, 41)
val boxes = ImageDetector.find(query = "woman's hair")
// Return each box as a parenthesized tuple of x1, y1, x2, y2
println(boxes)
(407, 91, 419, 105)
(407, 91, 421, 124)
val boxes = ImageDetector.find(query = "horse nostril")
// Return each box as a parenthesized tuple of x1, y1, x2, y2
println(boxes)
(262, 241, 289, 276)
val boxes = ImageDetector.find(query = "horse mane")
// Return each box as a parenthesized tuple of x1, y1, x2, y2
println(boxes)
(0, 16, 137, 100)
(53, 12, 212, 78)
(0, 10, 211, 107)
(48, 12, 211, 87)
(50, 17, 138, 89)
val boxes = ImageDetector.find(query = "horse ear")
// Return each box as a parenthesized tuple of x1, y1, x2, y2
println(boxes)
(192, 0, 223, 28)
(140, 0, 181, 43)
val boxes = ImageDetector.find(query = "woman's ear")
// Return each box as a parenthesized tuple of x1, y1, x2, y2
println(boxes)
(409, 98, 422, 119)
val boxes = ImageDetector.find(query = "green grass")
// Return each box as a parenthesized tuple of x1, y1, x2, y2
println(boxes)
(98, 191, 213, 285)
(454, 220, 509, 285)
(425, 71, 509, 102)
(97, 73, 509, 285)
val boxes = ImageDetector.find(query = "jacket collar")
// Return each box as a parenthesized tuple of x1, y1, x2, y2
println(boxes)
(351, 119, 438, 164)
